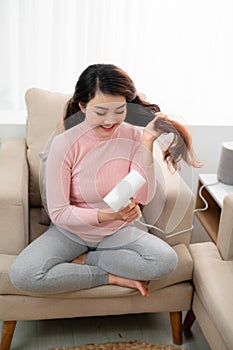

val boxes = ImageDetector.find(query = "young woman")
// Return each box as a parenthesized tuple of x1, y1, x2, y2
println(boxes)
(10, 64, 199, 297)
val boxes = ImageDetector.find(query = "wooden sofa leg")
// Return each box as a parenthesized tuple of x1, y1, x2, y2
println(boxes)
(170, 311, 182, 345)
(183, 309, 196, 331)
(0, 321, 17, 350)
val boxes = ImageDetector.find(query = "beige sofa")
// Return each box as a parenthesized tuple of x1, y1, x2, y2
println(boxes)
(184, 193, 233, 350)
(0, 88, 195, 350)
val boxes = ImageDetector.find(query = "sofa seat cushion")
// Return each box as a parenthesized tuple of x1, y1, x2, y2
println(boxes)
(0, 244, 192, 298)
(189, 242, 233, 348)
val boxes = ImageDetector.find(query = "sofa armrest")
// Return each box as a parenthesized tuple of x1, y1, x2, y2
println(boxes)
(217, 193, 233, 260)
(0, 138, 29, 254)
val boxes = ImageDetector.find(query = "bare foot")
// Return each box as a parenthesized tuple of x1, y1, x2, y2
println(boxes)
(70, 253, 88, 265)
(108, 274, 149, 297)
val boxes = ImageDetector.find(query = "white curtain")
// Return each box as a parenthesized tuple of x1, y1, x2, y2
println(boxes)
(1, 0, 233, 125)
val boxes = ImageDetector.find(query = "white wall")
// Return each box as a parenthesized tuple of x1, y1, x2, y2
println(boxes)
(2, 0, 233, 127)
(0, 124, 26, 139)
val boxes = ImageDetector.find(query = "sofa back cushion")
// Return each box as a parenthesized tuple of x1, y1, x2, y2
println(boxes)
(25, 88, 71, 206)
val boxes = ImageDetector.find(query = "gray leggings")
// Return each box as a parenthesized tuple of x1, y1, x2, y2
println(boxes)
(10, 225, 178, 294)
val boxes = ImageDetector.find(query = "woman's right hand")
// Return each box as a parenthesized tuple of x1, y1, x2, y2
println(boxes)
(116, 199, 141, 222)
(98, 199, 141, 223)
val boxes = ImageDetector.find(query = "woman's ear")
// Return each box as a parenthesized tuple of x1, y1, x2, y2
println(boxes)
(79, 102, 86, 113)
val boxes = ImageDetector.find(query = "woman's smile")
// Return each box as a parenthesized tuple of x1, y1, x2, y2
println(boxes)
(100, 124, 116, 131)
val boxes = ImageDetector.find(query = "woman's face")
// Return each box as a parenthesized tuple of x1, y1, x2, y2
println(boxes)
(79, 93, 126, 137)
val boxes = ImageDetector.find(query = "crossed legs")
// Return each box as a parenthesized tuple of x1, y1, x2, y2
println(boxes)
(10, 225, 178, 296)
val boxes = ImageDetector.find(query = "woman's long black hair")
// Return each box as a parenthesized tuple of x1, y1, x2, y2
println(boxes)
(64, 63, 200, 170)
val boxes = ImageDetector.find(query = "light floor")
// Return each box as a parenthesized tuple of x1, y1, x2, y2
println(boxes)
(1, 312, 211, 350)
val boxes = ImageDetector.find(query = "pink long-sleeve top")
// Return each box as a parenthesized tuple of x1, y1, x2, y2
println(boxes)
(46, 120, 156, 243)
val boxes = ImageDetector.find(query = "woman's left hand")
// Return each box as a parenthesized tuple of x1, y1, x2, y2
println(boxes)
(142, 112, 164, 143)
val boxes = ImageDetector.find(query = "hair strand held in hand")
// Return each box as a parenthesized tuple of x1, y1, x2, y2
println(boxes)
(154, 115, 202, 171)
